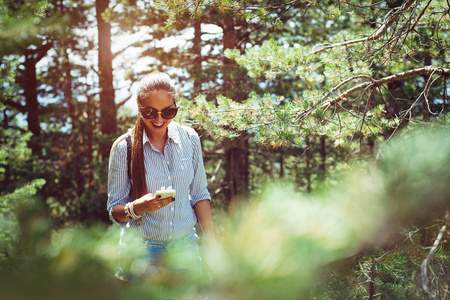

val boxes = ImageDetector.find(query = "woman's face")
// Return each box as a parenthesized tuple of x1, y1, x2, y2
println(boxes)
(138, 91, 176, 137)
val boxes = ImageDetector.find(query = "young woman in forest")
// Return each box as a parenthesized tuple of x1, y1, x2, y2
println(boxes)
(107, 72, 215, 279)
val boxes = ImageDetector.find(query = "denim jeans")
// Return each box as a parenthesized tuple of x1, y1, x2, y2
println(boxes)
(142, 229, 202, 274)
(115, 229, 202, 282)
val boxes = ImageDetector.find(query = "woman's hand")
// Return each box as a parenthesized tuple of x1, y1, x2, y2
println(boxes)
(133, 193, 174, 215)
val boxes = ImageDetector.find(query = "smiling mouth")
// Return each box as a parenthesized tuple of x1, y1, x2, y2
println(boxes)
(152, 122, 164, 128)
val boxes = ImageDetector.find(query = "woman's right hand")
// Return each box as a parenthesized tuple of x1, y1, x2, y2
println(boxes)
(133, 193, 174, 215)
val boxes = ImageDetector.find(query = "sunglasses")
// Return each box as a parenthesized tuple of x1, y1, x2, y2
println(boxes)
(139, 105, 178, 119)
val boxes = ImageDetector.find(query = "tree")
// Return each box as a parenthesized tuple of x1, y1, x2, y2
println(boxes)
(96, 0, 117, 159)
(158, 2, 450, 295)
(153, 0, 327, 205)
(164, 0, 449, 152)
(1, 0, 60, 154)
(1, 0, 118, 224)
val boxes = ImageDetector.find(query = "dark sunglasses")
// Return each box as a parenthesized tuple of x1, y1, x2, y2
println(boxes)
(139, 105, 178, 119)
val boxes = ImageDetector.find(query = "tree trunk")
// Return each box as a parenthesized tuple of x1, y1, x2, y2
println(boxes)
(192, 19, 202, 95)
(319, 136, 326, 178)
(305, 136, 312, 193)
(23, 52, 41, 138)
(96, 0, 117, 159)
(221, 14, 250, 208)
(222, 136, 250, 208)
(222, 14, 236, 97)
(2, 111, 10, 189)
(62, 46, 76, 128)
(61, 45, 84, 199)
(22, 42, 52, 155)
(279, 147, 284, 178)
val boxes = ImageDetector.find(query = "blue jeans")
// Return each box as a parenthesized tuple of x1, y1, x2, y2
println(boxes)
(143, 229, 202, 274)
(115, 229, 202, 282)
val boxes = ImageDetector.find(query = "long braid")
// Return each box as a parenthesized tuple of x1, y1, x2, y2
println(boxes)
(131, 115, 147, 200)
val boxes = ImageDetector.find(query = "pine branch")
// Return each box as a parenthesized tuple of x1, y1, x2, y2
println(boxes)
(330, 66, 450, 104)
(312, 0, 416, 54)
(296, 66, 450, 121)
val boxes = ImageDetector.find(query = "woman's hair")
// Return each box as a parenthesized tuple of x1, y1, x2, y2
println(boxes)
(131, 72, 176, 200)
(136, 72, 176, 103)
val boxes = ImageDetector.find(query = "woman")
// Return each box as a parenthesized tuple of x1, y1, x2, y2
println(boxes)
(107, 72, 215, 279)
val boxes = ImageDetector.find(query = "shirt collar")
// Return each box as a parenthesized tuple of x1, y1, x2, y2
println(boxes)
(142, 121, 181, 146)
(167, 122, 181, 144)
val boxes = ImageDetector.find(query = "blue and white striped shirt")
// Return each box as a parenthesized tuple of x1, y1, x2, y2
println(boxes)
(107, 121, 211, 242)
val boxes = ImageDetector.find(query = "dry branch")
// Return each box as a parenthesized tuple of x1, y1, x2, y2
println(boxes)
(3, 98, 27, 113)
(329, 66, 450, 106)
(296, 66, 450, 121)
(312, 0, 416, 54)
(420, 225, 447, 300)
(117, 93, 133, 107)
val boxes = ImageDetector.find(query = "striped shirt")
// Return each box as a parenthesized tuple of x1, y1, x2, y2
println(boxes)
(107, 121, 211, 242)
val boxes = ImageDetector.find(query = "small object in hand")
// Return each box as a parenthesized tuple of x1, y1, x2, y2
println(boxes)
(155, 186, 175, 199)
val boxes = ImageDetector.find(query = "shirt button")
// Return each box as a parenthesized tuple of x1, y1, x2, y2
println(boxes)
(168, 176, 171, 180)
(171, 207, 174, 211)
(170, 221, 173, 225)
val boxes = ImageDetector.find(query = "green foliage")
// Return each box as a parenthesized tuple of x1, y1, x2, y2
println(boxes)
(226, 39, 316, 81)
(0, 0, 63, 56)
(0, 178, 46, 206)
(0, 56, 20, 101)
(0, 124, 47, 259)
(178, 90, 397, 149)
(0, 130, 32, 180)
(0, 225, 121, 299)
(167, 0, 450, 156)
(318, 238, 450, 299)
(1, 123, 449, 299)
(199, 126, 450, 299)
(217, 36, 395, 145)
(0, 178, 46, 259)
(1, 1, 449, 298)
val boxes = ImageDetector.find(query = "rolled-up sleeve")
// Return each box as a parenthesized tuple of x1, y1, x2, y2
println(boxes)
(107, 137, 131, 227)
(188, 132, 211, 207)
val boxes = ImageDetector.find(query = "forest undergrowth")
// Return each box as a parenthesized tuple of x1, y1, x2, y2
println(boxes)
(1, 125, 449, 299)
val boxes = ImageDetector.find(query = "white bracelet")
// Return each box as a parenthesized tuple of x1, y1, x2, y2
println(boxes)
(129, 201, 141, 219)
(124, 202, 141, 220)
(124, 203, 132, 219)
